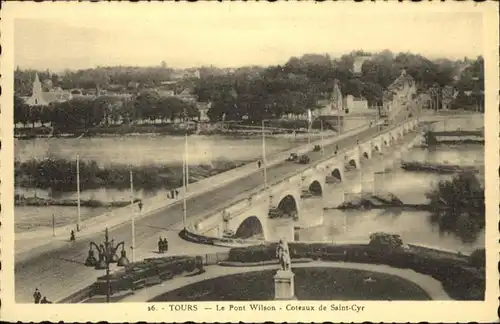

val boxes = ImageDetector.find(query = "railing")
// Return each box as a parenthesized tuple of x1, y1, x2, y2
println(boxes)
(191, 118, 419, 234)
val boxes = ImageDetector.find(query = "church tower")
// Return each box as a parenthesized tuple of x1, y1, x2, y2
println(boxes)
(26, 73, 48, 106)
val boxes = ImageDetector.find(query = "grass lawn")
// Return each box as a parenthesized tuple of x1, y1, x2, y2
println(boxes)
(149, 267, 431, 301)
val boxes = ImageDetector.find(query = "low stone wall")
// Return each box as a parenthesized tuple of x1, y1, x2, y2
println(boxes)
(179, 228, 263, 248)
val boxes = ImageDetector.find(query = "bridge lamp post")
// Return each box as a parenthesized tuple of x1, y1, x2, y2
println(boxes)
(129, 169, 136, 263)
(262, 119, 268, 189)
(84, 227, 129, 303)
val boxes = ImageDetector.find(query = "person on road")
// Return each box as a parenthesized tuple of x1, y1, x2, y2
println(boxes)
(33, 288, 42, 304)
(257, 160, 262, 168)
(40, 296, 51, 304)
(162, 238, 169, 253)
(70, 230, 75, 241)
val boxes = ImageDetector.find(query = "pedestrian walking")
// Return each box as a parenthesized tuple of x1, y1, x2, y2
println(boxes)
(257, 160, 262, 168)
(175, 190, 179, 198)
(162, 238, 169, 253)
(70, 230, 75, 241)
(33, 288, 41, 304)
(158, 237, 163, 253)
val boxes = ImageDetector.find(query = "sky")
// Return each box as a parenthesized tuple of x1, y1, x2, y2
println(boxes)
(11, 2, 485, 72)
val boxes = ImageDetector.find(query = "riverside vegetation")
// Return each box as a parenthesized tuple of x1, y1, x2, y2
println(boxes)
(15, 157, 247, 201)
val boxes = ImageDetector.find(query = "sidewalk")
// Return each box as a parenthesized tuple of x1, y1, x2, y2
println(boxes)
(45, 218, 229, 304)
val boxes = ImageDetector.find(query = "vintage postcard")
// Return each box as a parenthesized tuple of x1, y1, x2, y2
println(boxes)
(0, 1, 498, 322)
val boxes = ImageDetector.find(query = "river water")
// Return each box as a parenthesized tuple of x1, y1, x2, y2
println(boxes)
(297, 144, 485, 255)
(14, 134, 300, 232)
(13, 118, 485, 253)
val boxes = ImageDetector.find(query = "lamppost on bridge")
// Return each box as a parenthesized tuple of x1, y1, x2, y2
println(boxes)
(262, 119, 268, 190)
(84, 227, 129, 303)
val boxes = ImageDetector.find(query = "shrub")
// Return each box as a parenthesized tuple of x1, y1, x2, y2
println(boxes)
(369, 232, 404, 250)
(91, 255, 198, 296)
(468, 248, 485, 269)
(228, 244, 277, 263)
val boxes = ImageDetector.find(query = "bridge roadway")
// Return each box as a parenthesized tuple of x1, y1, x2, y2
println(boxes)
(14, 123, 403, 302)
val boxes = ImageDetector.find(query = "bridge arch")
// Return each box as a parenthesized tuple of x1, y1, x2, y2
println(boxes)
(234, 216, 264, 239)
(331, 168, 342, 181)
(348, 159, 357, 169)
(277, 194, 298, 219)
(308, 180, 323, 196)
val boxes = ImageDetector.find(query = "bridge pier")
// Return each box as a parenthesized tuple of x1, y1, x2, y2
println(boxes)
(296, 196, 324, 228)
(267, 219, 295, 242)
(373, 171, 387, 195)
(324, 186, 345, 209)
(348, 169, 376, 195)
(360, 171, 375, 194)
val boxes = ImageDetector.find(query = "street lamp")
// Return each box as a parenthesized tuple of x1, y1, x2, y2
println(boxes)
(84, 227, 129, 303)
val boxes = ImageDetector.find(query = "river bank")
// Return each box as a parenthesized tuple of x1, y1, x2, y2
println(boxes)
(400, 161, 479, 174)
(15, 157, 249, 192)
(14, 118, 366, 140)
(14, 195, 142, 208)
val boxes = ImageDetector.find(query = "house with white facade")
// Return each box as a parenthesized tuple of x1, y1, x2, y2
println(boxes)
(317, 79, 344, 116)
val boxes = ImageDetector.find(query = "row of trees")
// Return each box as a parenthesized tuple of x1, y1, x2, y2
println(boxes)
(14, 92, 200, 131)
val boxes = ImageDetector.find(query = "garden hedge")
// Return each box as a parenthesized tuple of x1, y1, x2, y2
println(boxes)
(92, 255, 203, 296)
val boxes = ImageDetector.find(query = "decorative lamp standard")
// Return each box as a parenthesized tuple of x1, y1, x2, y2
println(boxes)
(84, 227, 129, 303)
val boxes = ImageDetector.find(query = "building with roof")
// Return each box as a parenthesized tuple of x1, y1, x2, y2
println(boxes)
(318, 79, 344, 116)
(353, 55, 372, 75)
(23, 73, 73, 106)
(344, 95, 369, 113)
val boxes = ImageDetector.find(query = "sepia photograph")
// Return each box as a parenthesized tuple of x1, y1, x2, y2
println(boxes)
(1, 1, 498, 323)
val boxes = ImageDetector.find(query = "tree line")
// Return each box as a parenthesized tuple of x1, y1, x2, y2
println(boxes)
(14, 92, 200, 131)
(193, 51, 483, 122)
(15, 50, 484, 129)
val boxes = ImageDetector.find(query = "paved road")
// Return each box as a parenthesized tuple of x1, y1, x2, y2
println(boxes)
(14, 123, 397, 302)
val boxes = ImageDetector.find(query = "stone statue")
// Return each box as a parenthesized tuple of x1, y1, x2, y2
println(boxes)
(276, 238, 291, 271)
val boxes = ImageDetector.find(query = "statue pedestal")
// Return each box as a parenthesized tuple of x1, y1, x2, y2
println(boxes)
(274, 270, 296, 300)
